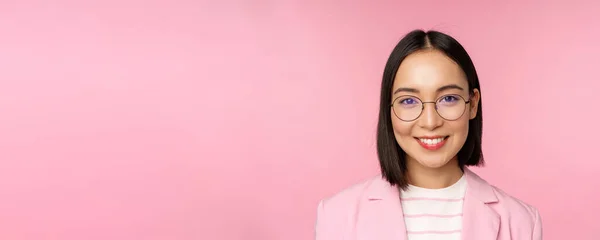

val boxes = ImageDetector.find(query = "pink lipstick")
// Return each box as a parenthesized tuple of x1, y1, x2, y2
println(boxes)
(415, 136, 448, 150)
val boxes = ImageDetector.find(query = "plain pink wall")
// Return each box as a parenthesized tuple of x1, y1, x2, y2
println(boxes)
(1, 0, 599, 239)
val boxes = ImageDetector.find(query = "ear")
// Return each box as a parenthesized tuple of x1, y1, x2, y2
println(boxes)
(469, 89, 480, 119)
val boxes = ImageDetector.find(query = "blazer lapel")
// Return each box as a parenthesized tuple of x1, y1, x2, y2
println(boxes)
(461, 168, 500, 240)
(358, 169, 499, 240)
(357, 176, 407, 240)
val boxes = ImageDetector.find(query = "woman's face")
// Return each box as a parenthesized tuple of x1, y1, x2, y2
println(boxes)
(391, 50, 480, 169)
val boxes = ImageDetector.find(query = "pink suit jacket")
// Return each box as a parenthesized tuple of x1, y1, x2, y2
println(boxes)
(315, 168, 542, 240)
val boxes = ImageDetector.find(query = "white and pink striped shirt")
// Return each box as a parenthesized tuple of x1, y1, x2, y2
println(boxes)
(400, 174, 467, 240)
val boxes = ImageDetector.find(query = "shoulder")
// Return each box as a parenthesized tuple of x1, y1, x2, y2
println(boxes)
(465, 168, 540, 222)
(485, 182, 543, 239)
(315, 175, 385, 238)
(464, 168, 543, 238)
(490, 185, 539, 220)
(318, 174, 382, 212)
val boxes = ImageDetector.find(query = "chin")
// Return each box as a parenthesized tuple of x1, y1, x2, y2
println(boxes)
(414, 158, 452, 169)
(405, 145, 456, 169)
(419, 162, 448, 168)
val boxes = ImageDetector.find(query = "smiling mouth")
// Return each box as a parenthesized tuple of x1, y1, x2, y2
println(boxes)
(414, 136, 449, 150)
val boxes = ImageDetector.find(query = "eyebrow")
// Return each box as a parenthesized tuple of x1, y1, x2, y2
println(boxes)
(393, 84, 465, 95)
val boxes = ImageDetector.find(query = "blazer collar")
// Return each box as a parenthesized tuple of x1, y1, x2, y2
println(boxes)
(363, 167, 500, 240)
(462, 167, 498, 203)
(462, 168, 500, 240)
(361, 175, 405, 239)
(366, 167, 497, 202)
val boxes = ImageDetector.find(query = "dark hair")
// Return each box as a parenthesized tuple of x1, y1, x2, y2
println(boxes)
(376, 29, 484, 190)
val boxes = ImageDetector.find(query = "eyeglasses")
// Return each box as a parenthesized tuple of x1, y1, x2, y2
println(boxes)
(390, 94, 471, 122)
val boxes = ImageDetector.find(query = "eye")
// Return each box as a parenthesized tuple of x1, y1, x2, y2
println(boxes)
(439, 95, 460, 104)
(398, 97, 420, 107)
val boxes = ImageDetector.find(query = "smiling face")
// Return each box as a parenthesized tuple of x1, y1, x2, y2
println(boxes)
(391, 49, 480, 170)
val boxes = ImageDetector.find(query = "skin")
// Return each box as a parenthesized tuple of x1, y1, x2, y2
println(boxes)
(391, 49, 480, 189)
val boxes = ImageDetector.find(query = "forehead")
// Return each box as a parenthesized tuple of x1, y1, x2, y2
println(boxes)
(393, 50, 467, 92)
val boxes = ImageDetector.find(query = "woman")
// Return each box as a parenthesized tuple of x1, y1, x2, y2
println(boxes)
(315, 30, 542, 240)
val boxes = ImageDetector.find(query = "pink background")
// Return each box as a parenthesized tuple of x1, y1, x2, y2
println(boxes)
(1, 1, 599, 239)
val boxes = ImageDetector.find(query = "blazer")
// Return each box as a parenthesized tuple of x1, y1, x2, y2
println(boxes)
(315, 168, 542, 240)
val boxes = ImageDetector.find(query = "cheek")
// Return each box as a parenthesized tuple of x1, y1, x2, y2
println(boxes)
(391, 117, 410, 134)
(448, 118, 470, 142)
(391, 117, 414, 145)
(458, 116, 470, 134)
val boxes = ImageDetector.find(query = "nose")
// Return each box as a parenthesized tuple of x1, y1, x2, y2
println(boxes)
(417, 102, 443, 130)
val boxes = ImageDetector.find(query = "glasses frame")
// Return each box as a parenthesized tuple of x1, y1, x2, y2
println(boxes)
(390, 94, 471, 122)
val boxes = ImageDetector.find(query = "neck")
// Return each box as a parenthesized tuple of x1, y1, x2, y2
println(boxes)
(406, 156, 463, 189)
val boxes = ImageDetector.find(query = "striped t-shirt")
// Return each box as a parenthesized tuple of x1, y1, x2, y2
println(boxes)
(400, 174, 467, 240)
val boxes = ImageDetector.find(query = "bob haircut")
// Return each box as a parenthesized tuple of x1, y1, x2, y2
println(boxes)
(376, 29, 484, 190)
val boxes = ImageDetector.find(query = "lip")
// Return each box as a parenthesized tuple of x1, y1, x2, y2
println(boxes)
(415, 136, 449, 150)
(416, 135, 447, 139)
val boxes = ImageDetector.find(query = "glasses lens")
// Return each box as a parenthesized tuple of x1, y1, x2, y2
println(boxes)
(393, 96, 422, 121)
(436, 94, 467, 120)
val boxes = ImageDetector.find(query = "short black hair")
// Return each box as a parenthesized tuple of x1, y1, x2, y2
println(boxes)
(376, 29, 484, 190)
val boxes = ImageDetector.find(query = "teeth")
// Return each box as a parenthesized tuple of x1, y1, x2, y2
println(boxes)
(419, 137, 445, 145)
